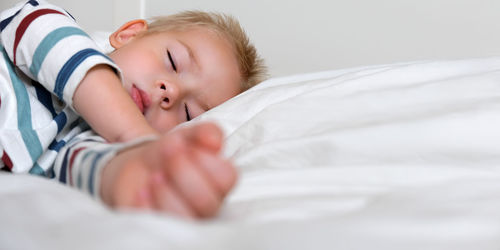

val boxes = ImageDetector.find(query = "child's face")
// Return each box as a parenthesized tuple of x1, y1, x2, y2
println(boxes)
(109, 22, 241, 133)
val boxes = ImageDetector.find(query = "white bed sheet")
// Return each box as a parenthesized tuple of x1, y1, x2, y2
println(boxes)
(2, 57, 500, 250)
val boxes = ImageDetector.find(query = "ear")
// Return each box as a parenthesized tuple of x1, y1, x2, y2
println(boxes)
(109, 19, 148, 49)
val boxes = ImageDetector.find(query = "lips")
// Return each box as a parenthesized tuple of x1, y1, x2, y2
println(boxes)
(130, 84, 150, 114)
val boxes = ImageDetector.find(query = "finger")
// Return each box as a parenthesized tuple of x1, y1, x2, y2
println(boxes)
(156, 129, 187, 164)
(167, 154, 221, 218)
(193, 149, 237, 196)
(186, 122, 224, 153)
(150, 172, 196, 218)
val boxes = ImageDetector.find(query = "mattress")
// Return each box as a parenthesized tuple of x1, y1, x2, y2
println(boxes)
(2, 57, 500, 250)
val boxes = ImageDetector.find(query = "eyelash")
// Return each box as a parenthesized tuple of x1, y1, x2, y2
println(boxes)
(167, 50, 177, 72)
(166, 50, 189, 120)
(184, 103, 191, 121)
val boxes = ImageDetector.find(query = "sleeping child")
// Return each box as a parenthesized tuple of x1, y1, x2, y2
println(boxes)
(0, 0, 267, 218)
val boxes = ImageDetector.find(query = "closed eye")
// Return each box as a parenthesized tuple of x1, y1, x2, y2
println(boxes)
(167, 50, 177, 72)
(184, 103, 191, 121)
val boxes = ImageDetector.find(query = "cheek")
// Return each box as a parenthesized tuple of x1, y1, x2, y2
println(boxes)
(145, 111, 179, 133)
(119, 51, 163, 76)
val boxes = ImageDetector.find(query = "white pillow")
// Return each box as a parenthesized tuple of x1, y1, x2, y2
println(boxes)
(90, 31, 114, 53)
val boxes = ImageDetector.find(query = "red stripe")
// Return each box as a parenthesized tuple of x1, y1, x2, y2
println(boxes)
(2, 151, 13, 171)
(13, 9, 65, 65)
(68, 147, 85, 185)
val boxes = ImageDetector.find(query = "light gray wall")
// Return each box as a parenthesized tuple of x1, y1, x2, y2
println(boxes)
(1, 0, 116, 31)
(146, 0, 500, 76)
(2, 0, 500, 77)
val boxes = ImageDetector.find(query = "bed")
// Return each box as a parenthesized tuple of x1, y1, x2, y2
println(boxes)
(2, 56, 500, 249)
(2, 0, 500, 248)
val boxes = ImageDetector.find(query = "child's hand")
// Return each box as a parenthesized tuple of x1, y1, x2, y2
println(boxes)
(100, 122, 237, 218)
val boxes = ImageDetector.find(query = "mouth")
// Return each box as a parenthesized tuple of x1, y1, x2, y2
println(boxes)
(130, 84, 150, 114)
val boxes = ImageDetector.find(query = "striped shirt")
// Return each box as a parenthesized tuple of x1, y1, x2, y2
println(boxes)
(0, 0, 128, 199)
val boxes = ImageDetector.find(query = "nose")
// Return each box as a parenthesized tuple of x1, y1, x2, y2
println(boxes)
(157, 80, 180, 110)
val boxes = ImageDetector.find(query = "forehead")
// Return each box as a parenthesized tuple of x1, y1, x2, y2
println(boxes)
(191, 30, 241, 107)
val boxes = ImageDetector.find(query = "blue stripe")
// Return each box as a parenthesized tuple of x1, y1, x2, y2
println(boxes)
(0, 0, 39, 32)
(64, 9, 75, 21)
(33, 80, 57, 117)
(58, 147, 71, 183)
(1, 46, 43, 163)
(29, 27, 89, 78)
(48, 139, 66, 152)
(76, 149, 95, 190)
(75, 119, 90, 131)
(77, 171, 82, 188)
(28, 1, 40, 7)
(47, 168, 55, 178)
(29, 163, 45, 176)
(77, 150, 93, 189)
(0, 11, 20, 32)
(88, 150, 109, 195)
(54, 112, 67, 133)
(71, 118, 83, 129)
(54, 48, 109, 100)
(33, 80, 68, 132)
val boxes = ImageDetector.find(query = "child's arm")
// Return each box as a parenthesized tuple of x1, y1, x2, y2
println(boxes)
(0, 1, 156, 142)
(73, 64, 157, 142)
(55, 123, 237, 217)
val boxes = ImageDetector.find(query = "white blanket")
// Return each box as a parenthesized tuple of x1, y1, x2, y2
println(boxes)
(2, 57, 500, 250)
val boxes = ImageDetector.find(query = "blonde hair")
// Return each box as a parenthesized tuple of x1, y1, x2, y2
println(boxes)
(145, 11, 268, 92)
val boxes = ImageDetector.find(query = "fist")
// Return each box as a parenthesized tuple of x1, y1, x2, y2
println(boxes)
(100, 122, 237, 218)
